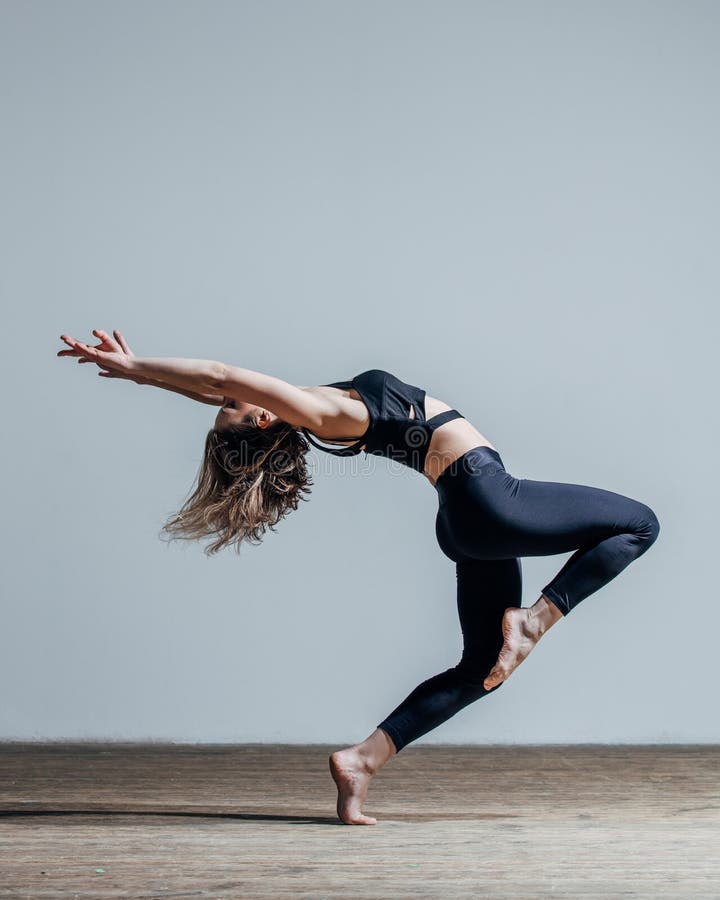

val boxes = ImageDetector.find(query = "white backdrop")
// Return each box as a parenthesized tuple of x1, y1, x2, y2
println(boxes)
(1, 0, 717, 744)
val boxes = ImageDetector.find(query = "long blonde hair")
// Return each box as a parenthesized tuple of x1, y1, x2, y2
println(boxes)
(161, 418, 313, 555)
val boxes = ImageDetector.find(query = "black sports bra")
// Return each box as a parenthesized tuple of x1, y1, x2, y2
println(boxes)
(301, 369, 464, 475)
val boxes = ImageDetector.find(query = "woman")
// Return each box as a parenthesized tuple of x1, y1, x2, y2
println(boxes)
(58, 329, 660, 826)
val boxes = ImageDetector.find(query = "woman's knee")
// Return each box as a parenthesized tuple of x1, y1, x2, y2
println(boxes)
(637, 504, 661, 549)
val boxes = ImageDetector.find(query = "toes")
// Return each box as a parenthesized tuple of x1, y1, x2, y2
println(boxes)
(484, 666, 506, 689)
(339, 804, 377, 825)
(342, 814, 377, 825)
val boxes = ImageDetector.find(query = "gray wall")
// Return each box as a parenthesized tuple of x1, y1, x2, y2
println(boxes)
(2, 0, 717, 744)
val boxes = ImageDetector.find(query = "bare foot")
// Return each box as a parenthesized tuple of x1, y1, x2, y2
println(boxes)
(483, 607, 543, 690)
(329, 748, 378, 825)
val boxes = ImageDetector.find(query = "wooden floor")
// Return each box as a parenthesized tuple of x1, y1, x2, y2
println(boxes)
(0, 743, 718, 898)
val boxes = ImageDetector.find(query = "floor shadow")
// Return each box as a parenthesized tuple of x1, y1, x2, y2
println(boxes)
(0, 808, 341, 826)
(0, 807, 521, 825)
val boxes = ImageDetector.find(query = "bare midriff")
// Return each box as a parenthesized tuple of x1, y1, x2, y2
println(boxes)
(305, 385, 498, 487)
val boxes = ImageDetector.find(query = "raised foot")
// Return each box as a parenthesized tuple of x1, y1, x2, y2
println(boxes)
(483, 606, 544, 691)
(329, 748, 378, 825)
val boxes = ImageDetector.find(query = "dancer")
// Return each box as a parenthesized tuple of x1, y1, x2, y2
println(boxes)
(58, 329, 660, 825)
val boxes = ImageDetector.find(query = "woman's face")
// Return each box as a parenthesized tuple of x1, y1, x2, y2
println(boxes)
(214, 397, 258, 429)
(214, 397, 280, 432)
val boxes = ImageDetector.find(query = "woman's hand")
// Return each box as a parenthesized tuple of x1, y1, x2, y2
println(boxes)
(58, 329, 226, 405)
(58, 329, 140, 380)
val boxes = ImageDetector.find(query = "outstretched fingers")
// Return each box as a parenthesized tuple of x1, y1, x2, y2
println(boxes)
(58, 334, 98, 360)
(57, 332, 130, 374)
(57, 334, 86, 358)
(113, 329, 133, 355)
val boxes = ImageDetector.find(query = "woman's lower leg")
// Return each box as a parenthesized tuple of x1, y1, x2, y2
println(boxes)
(374, 558, 522, 755)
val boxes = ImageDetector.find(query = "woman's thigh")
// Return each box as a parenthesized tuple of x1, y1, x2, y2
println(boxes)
(439, 468, 656, 562)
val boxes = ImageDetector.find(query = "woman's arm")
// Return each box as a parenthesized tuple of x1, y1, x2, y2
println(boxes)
(219, 365, 333, 429)
(58, 331, 333, 428)
(127, 360, 332, 428)
(113, 374, 226, 406)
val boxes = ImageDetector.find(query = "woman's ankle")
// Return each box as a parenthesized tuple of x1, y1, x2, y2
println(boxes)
(356, 728, 397, 774)
(528, 594, 564, 635)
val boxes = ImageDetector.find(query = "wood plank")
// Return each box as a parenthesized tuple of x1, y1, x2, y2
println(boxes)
(0, 743, 718, 898)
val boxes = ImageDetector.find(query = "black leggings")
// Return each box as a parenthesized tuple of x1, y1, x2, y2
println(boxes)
(377, 446, 660, 753)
